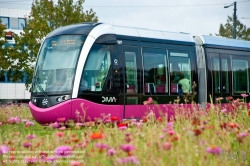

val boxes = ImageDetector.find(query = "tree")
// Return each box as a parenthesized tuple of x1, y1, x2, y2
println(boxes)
(0, 20, 16, 80)
(8, 0, 98, 88)
(216, 15, 250, 40)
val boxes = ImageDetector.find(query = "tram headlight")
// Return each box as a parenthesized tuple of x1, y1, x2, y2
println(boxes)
(56, 97, 62, 102)
(62, 96, 67, 100)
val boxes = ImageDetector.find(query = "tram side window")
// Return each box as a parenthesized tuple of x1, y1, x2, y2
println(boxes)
(125, 52, 137, 93)
(212, 58, 220, 93)
(169, 51, 191, 94)
(232, 59, 249, 94)
(143, 48, 168, 94)
(79, 44, 111, 93)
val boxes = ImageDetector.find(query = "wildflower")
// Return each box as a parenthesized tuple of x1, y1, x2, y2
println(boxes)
(0, 122, 2, 126)
(0, 145, 9, 155)
(147, 97, 153, 104)
(95, 143, 109, 152)
(193, 129, 202, 136)
(237, 132, 249, 143)
(118, 123, 128, 130)
(25, 121, 34, 127)
(50, 122, 60, 128)
(206, 145, 222, 155)
(221, 108, 228, 113)
(54, 146, 72, 158)
(162, 142, 172, 151)
(163, 122, 174, 132)
(241, 94, 248, 98)
(46, 156, 57, 162)
(121, 144, 135, 155)
(57, 117, 66, 122)
(107, 148, 117, 156)
(55, 132, 65, 137)
(226, 96, 233, 101)
(23, 142, 32, 148)
(59, 126, 66, 131)
(167, 130, 176, 136)
(117, 156, 140, 165)
(125, 136, 132, 142)
(90, 132, 104, 140)
(143, 97, 153, 105)
(248, 111, 250, 117)
(8, 116, 20, 124)
(111, 116, 119, 122)
(26, 134, 36, 140)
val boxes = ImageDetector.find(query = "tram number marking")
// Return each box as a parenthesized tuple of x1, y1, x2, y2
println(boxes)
(102, 96, 117, 103)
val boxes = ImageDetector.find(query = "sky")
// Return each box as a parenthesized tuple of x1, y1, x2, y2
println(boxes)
(0, 0, 250, 36)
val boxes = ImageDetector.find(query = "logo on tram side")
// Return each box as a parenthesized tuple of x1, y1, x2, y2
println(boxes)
(102, 96, 117, 103)
(42, 98, 48, 106)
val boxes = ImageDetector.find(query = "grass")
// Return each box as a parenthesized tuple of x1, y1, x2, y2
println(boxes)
(1, 97, 250, 166)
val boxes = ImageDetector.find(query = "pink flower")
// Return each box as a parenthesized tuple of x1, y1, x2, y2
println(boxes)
(167, 130, 176, 136)
(107, 148, 117, 156)
(163, 122, 174, 132)
(206, 145, 222, 155)
(162, 142, 172, 150)
(95, 143, 109, 151)
(147, 97, 153, 104)
(8, 116, 20, 124)
(241, 94, 248, 98)
(59, 126, 66, 131)
(221, 109, 228, 113)
(121, 144, 135, 152)
(237, 132, 248, 138)
(26, 134, 36, 140)
(54, 146, 72, 157)
(0, 122, 2, 126)
(25, 121, 34, 127)
(0, 145, 9, 155)
(23, 142, 32, 148)
(57, 117, 66, 122)
(50, 122, 60, 128)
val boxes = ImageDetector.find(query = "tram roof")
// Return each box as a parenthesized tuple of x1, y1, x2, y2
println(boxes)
(198, 35, 250, 51)
(47, 22, 195, 45)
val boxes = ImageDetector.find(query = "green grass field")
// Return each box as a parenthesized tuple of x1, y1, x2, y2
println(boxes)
(1, 96, 250, 166)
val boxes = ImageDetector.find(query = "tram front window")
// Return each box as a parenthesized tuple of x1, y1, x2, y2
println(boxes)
(32, 35, 86, 94)
(79, 44, 111, 93)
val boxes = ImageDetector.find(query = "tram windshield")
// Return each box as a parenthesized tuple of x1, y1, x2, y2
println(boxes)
(32, 35, 86, 94)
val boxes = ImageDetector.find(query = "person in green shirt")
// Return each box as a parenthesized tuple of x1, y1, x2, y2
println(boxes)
(178, 72, 190, 93)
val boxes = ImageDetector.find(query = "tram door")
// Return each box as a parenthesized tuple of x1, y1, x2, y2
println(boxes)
(120, 46, 142, 119)
(209, 53, 231, 102)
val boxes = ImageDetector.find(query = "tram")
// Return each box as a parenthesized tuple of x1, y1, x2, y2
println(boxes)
(29, 23, 250, 125)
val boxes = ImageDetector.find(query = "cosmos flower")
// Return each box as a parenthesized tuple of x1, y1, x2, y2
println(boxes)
(206, 145, 222, 155)
(241, 94, 248, 98)
(23, 142, 32, 148)
(121, 144, 135, 152)
(26, 134, 36, 140)
(107, 148, 117, 156)
(8, 116, 20, 124)
(25, 121, 35, 127)
(162, 142, 172, 151)
(0, 145, 9, 155)
(54, 146, 72, 158)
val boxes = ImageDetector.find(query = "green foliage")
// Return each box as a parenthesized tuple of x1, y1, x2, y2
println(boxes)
(216, 15, 250, 40)
(3, 0, 98, 88)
